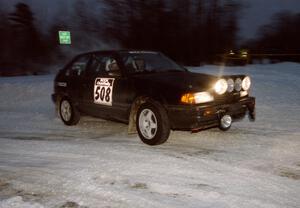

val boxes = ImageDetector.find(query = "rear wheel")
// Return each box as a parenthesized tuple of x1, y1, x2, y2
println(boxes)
(59, 98, 80, 126)
(136, 102, 170, 145)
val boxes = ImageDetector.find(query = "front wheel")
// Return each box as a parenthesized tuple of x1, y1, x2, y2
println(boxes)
(136, 102, 170, 145)
(59, 98, 80, 126)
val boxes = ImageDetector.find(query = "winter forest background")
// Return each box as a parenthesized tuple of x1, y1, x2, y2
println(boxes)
(0, 0, 300, 75)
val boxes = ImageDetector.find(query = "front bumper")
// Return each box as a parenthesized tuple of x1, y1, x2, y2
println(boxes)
(167, 96, 255, 131)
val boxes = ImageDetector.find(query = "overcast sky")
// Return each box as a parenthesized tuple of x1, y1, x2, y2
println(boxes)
(1, 0, 300, 40)
(239, 0, 300, 39)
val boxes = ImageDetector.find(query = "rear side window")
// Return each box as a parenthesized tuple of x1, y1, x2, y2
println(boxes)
(66, 55, 90, 76)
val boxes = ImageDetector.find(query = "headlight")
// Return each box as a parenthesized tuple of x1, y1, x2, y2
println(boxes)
(242, 76, 251, 91)
(227, 79, 234, 93)
(235, 78, 242, 91)
(214, 79, 228, 95)
(181, 92, 214, 104)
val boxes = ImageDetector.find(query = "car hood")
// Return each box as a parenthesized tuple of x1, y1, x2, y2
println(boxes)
(132, 71, 218, 92)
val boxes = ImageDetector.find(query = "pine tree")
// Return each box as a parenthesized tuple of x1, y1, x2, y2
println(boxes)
(9, 3, 45, 72)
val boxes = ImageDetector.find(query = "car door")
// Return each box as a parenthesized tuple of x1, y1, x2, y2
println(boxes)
(64, 54, 91, 106)
(82, 53, 132, 122)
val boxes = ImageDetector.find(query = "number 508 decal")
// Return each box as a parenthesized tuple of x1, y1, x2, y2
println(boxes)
(94, 78, 115, 106)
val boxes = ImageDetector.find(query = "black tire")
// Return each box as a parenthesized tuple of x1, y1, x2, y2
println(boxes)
(136, 101, 170, 145)
(59, 98, 80, 126)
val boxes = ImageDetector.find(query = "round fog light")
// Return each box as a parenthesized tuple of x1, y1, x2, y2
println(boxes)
(219, 115, 232, 131)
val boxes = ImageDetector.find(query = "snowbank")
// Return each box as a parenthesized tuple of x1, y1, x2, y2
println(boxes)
(0, 63, 299, 208)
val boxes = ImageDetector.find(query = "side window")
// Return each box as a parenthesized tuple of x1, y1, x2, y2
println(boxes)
(66, 55, 90, 76)
(89, 55, 121, 76)
(123, 55, 145, 73)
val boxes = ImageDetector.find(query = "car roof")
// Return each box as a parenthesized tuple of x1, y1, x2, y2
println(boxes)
(78, 50, 159, 56)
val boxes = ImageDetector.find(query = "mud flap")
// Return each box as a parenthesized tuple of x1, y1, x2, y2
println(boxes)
(128, 98, 147, 134)
(128, 110, 137, 134)
(248, 109, 256, 121)
(247, 101, 256, 122)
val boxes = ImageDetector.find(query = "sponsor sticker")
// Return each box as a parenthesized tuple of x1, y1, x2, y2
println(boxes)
(94, 78, 115, 106)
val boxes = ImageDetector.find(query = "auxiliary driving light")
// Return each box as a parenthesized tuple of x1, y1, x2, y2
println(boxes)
(235, 78, 242, 91)
(220, 115, 232, 130)
(227, 79, 234, 93)
(242, 76, 251, 91)
(214, 79, 228, 95)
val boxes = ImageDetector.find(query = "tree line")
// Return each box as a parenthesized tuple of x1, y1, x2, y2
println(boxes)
(243, 11, 300, 62)
(0, 1, 299, 75)
(102, 0, 241, 65)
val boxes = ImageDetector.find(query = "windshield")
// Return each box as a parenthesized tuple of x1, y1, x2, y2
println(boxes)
(120, 51, 186, 74)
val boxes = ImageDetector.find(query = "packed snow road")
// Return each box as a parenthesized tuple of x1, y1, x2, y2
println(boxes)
(0, 63, 299, 208)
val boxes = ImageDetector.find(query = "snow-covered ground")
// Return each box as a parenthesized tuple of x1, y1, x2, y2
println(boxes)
(0, 63, 299, 208)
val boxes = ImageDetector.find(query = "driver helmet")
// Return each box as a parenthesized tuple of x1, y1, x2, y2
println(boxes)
(105, 58, 117, 72)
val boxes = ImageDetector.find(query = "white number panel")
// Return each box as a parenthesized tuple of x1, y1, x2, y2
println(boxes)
(94, 78, 115, 106)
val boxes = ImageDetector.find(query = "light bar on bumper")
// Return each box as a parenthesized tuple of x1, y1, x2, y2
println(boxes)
(214, 79, 228, 95)
(242, 76, 251, 91)
(235, 78, 242, 91)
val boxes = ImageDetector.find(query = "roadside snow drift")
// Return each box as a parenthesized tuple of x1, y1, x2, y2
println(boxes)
(0, 63, 300, 208)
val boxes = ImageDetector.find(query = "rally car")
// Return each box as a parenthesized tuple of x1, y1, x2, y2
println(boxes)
(52, 50, 255, 145)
